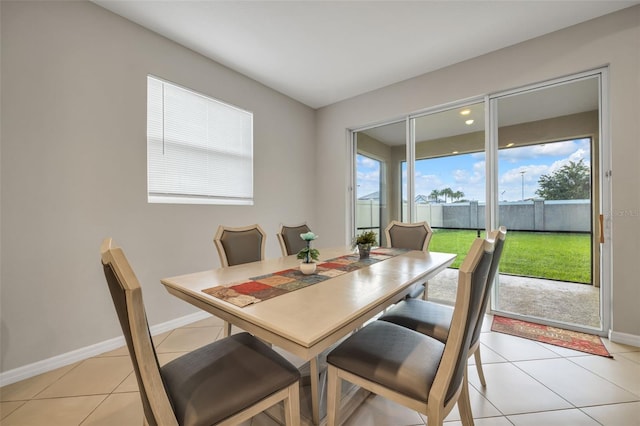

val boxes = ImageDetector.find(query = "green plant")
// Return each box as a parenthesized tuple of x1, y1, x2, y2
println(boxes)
(297, 247, 320, 263)
(353, 230, 377, 247)
(297, 232, 320, 263)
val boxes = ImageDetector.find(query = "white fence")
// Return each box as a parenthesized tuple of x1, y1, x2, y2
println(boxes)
(357, 199, 591, 233)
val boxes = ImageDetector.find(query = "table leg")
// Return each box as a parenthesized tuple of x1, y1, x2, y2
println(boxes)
(310, 356, 320, 425)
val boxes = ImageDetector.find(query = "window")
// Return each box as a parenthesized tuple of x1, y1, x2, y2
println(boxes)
(147, 76, 253, 205)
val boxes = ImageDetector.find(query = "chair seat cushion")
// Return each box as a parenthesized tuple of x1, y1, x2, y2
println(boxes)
(327, 321, 444, 401)
(379, 298, 453, 343)
(161, 332, 300, 426)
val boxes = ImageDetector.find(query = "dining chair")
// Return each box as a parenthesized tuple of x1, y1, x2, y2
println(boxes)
(214, 224, 267, 267)
(379, 226, 507, 387)
(385, 220, 433, 299)
(100, 238, 301, 426)
(276, 222, 311, 256)
(214, 224, 267, 335)
(326, 237, 494, 426)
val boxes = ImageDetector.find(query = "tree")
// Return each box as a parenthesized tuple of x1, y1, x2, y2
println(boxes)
(429, 189, 441, 203)
(452, 190, 465, 202)
(441, 187, 454, 203)
(535, 159, 591, 200)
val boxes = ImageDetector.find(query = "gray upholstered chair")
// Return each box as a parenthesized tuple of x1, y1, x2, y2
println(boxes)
(326, 237, 495, 426)
(214, 224, 267, 335)
(276, 222, 311, 256)
(213, 224, 267, 337)
(100, 238, 301, 426)
(385, 220, 433, 299)
(214, 224, 266, 267)
(379, 226, 507, 387)
(385, 220, 432, 251)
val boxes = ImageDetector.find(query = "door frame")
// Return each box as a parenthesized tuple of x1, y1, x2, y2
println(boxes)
(487, 67, 611, 335)
(348, 67, 611, 335)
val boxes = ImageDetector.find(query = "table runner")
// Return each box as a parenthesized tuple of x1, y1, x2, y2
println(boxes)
(202, 247, 410, 307)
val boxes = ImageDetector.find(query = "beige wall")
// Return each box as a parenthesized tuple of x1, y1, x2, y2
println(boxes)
(316, 7, 640, 337)
(1, 1, 638, 376)
(0, 1, 316, 372)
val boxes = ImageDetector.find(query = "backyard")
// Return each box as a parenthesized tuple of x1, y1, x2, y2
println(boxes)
(429, 229, 592, 284)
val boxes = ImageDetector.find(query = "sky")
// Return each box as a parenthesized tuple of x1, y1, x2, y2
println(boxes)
(356, 138, 591, 202)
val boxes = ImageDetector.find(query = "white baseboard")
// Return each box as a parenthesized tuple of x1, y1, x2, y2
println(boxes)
(0, 311, 211, 387)
(609, 330, 640, 348)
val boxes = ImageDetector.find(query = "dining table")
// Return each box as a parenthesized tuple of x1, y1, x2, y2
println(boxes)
(161, 246, 456, 425)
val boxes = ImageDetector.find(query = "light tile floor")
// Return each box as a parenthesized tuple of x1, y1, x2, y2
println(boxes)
(1, 315, 639, 425)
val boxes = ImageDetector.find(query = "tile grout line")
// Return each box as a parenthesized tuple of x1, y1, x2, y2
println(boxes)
(30, 360, 85, 401)
(564, 354, 640, 400)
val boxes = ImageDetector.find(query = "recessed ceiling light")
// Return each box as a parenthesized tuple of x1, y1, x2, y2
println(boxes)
(465, 119, 474, 125)
(506, 143, 515, 147)
(460, 109, 471, 116)
(452, 151, 459, 154)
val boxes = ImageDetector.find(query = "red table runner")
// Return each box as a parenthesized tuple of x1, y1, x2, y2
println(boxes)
(202, 247, 410, 307)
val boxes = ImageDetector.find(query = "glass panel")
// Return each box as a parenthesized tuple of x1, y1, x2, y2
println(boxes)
(354, 121, 406, 246)
(494, 76, 600, 329)
(412, 102, 486, 271)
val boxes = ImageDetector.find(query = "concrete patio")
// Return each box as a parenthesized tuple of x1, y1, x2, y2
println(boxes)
(427, 268, 601, 329)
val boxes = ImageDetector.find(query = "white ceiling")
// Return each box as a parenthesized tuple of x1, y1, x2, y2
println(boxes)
(93, 0, 637, 109)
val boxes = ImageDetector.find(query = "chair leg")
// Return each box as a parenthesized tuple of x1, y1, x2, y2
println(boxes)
(326, 366, 342, 426)
(422, 281, 429, 300)
(458, 367, 475, 426)
(473, 346, 487, 387)
(426, 406, 445, 426)
(283, 382, 301, 426)
(223, 321, 232, 337)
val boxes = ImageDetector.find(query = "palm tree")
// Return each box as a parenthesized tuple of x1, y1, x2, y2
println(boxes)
(441, 187, 454, 203)
(452, 190, 465, 202)
(429, 189, 440, 203)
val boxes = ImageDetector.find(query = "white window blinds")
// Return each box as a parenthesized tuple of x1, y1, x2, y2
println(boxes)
(147, 76, 253, 205)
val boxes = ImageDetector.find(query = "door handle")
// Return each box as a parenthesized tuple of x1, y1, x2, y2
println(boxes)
(599, 214, 604, 243)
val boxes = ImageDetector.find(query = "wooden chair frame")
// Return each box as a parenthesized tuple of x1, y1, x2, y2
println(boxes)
(101, 238, 300, 426)
(276, 222, 311, 257)
(384, 220, 433, 252)
(379, 226, 507, 388)
(385, 220, 434, 299)
(213, 224, 267, 267)
(327, 238, 495, 426)
(213, 224, 266, 336)
(468, 226, 507, 386)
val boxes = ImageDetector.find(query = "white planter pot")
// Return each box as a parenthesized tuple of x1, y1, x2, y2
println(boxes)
(300, 262, 317, 275)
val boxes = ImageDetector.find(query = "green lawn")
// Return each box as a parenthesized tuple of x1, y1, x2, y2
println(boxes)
(429, 229, 592, 284)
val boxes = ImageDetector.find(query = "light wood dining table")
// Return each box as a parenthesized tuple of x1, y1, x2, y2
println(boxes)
(161, 247, 456, 425)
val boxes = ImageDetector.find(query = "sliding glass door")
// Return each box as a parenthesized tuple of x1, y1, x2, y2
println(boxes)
(490, 74, 604, 331)
(410, 103, 487, 283)
(353, 120, 405, 246)
(351, 69, 608, 334)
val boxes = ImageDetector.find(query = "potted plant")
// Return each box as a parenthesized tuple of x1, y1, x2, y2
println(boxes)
(297, 232, 319, 274)
(353, 230, 377, 259)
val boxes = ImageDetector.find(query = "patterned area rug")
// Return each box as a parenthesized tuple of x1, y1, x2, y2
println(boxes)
(491, 315, 612, 358)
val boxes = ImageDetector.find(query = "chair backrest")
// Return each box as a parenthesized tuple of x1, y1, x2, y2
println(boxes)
(384, 220, 433, 251)
(430, 237, 494, 404)
(100, 238, 177, 426)
(214, 224, 266, 267)
(277, 223, 311, 256)
(470, 226, 507, 347)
